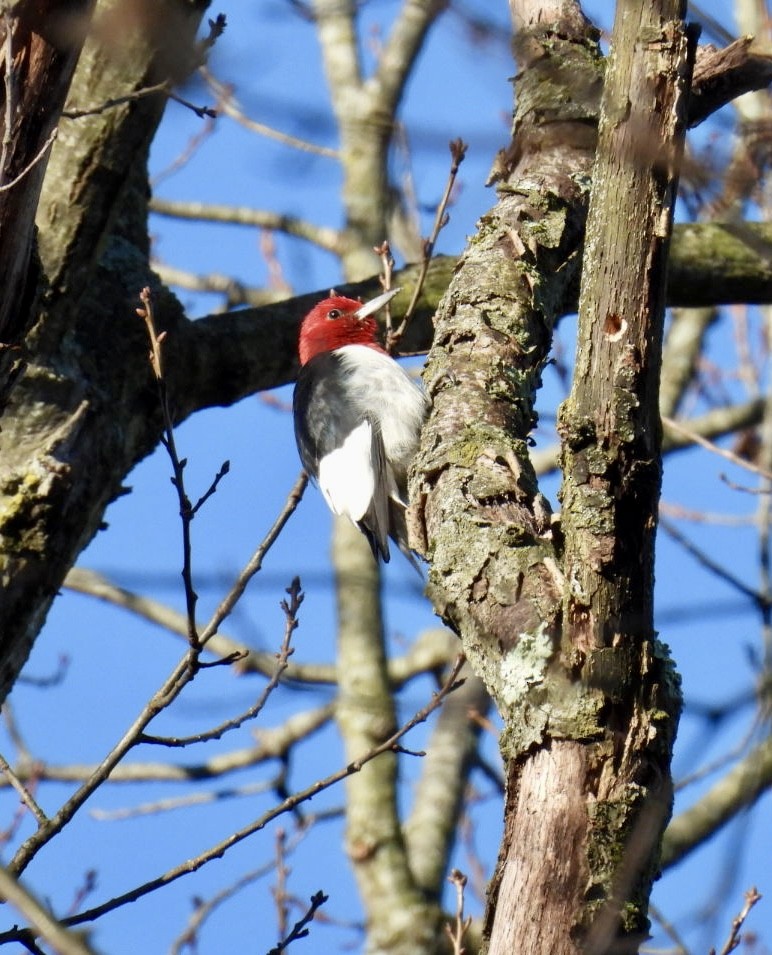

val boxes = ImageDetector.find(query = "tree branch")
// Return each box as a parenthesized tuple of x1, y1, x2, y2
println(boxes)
(661, 735, 772, 868)
(689, 36, 772, 127)
(0, 658, 465, 943)
(149, 197, 343, 253)
(372, 0, 443, 118)
(404, 665, 491, 899)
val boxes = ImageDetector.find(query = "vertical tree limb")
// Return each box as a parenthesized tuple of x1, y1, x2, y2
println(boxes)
(413, 0, 693, 951)
(0, 0, 95, 401)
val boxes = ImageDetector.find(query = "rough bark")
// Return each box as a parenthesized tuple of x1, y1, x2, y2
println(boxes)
(0, 0, 208, 700)
(0, 0, 95, 405)
(411, 0, 690, 951)
(554, 0, 693, 949)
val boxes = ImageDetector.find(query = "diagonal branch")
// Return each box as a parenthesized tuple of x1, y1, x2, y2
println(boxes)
(0, 658, 465, 945)
(149, 197, 343, 253)
(661, 734, 772, 868)
(372, 0, 445, 117)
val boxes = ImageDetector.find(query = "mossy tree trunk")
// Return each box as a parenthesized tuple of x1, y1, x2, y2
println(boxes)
(411, 1, 692, 951)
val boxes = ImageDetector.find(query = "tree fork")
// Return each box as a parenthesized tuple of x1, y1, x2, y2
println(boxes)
(557, 0, 693, 950)
(412, 0, 694, 951)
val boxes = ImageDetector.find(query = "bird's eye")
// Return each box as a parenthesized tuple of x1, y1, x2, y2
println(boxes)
(327, 309, 341, 320)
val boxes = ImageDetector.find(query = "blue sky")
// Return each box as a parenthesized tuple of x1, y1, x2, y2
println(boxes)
(1, 1, 770, 952)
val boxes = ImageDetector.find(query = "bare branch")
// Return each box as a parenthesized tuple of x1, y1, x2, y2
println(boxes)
(0, 126, 57, 193)
(170, 860, 278, 955)
(662, 737, 772, 868)
(7, 472, 307, 878)
(689, 37, 772, 127)
(444, 869, 473, 955)
(390, 138, 467, 348)
(138, 287, 204, 654)
(531, 399, 767, 476)
(0, 751, 47, 826)
(62, 567, 459, 686)
(712, 886, 763, 955)
(659, 516, 764, 606)
(267, 890, 328, 955)
(150, 198, 343, 253)
(139, 579, 302, 747)
(404, 666, 490, 898)
(62, 80, 214, 120)
(151, 261, 282, 310)
(0, 866, 98, 955)
(373, 0, 444, 117)
(3, 657, 465, 938)
(201, 67, 338, 158)
(314, 0, 363, 107)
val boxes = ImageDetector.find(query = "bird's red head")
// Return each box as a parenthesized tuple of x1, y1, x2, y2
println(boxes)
(298, 288, 400, 365)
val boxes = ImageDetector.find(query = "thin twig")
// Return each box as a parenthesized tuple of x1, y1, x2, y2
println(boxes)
(662, 414, 772, 480)
(63, 80, 216, 120)
(0, 752, 47, 826)
(444, 869, 472, 955)
(197, 472, 308, 648)
(267, 890, 328, 955)
(137, 288, 202, 655)
(63, 870, 98, 919)
(0, 127, 58, 194)
(191, 459, 231, 516)
(374, 240, 396, 342)
(201, 66, 337, 158)
(646, 902, 691, 955)
(151, 118, 217, 188)
(659, 516, 766, 607)
(272, 828, 290, 944)
(90, 778, 280, 821)
(0, 866, 99, 955)
(711, 886, 762, 955)
(139, 579, 302, 747)
(170, 861, 277, 955)
(149, 199, 343, 253)
(0, 657, 467, 939)
(389, 138, 467, 348)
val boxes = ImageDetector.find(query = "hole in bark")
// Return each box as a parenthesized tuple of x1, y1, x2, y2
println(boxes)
(604, 312, 628, 341)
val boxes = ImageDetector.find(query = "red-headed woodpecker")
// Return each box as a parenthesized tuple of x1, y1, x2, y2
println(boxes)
(293, 288, 429, 565)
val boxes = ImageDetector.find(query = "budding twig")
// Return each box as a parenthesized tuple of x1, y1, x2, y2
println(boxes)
(137, 288, 206, 657)
(444, 868, 472, 955)
(388, 138, 467, 349)
(374, 240, 397, 346)
(712, 886, 762, 955)
(267, 890, 328, 955)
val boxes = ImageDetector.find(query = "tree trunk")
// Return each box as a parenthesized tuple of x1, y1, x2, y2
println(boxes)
(0, 0, 95, 405)
(412, 1, 692, 951)
(0, 0, 207, 702)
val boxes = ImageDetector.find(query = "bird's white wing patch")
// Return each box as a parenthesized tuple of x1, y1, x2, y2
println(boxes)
(318, 420, 375, 523)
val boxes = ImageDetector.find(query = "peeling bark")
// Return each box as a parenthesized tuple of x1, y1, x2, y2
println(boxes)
(412, 0, 691, 951)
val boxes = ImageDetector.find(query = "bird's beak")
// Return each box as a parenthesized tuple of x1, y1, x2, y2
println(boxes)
(354, 287, 401, 321)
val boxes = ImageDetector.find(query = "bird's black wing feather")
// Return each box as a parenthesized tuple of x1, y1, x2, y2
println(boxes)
(294, 354, 362, 473)
(294, 354, 392, 562)
(357, 418, 391, 562)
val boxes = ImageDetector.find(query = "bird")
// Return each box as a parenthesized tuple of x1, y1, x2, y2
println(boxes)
(293, 287, 429, 565)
